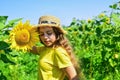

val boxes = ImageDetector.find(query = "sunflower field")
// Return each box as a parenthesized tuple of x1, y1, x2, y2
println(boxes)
(0, 2, 120, 80)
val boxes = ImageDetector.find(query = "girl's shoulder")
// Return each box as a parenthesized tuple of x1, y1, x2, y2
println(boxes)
(54, 46, 68, 55)
(55, 46, 65, 51)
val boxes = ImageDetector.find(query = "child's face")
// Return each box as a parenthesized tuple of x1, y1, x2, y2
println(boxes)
(38, 26, 56, 47)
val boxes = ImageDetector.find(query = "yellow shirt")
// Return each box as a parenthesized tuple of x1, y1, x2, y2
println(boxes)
(37, 46, 72, 80)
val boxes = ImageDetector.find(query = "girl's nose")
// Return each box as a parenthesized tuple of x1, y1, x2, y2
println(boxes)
(44, 33, 49, 39)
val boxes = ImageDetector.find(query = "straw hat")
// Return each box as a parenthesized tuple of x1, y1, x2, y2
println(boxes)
(37, 15, 66, 34)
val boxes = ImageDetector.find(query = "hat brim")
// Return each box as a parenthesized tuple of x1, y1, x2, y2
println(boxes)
(37, 24, 57, 27)
(36, 24, 67, 34)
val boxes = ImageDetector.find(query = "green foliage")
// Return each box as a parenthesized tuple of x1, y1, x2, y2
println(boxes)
(64, 2, 120, 80)
(0, 16, 38, 80)
(109, 1, 120, 10)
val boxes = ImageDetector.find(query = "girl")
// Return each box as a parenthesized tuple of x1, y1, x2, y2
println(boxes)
(31, 15, 81, 80)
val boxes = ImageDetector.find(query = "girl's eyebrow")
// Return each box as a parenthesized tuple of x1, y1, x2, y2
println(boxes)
(46, 30, 53, 33)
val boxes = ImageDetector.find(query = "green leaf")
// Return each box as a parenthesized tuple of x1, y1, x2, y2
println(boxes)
(8, 18, 22, 24)
(109, 4, 117, 9)
(112, 4, 117, 9)
(113, 35, 120, 42)
(0, 41, 9, 50)
(96, 27, 102, 37)
(0, 54, 15, 64)
(0, 16, 8, 30)
(109, 58, 116, 67)
(0, 70, 7, 80)
(0, 16, 8, 24)
(5, 18, 23, 28)
(109, 5, 113, 8)
(0, 23, 4, 30)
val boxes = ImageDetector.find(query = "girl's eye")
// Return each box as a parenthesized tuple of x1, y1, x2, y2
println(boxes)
(39, 33, 44, 36)
(39, 31, 53, 36)
(47, 32, 52, 35)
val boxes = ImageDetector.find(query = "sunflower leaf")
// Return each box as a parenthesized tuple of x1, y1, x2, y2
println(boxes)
(0, 41, 9, 50)
(5, 18, 23, 28)
(0, 16, 8, 24)
(0, 16, 8, 30)
(0, 54, 16, 64)
(0, 23, 5, 30)
(8, 18, 23, 24)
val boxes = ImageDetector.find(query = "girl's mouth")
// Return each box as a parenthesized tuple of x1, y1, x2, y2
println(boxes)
(44, 41, 50, 44)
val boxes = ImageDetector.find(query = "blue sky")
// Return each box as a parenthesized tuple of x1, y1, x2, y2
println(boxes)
(0, 0, 118, 26)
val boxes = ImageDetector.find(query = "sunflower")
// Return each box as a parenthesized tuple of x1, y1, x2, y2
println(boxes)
(10, 21, 39, 52)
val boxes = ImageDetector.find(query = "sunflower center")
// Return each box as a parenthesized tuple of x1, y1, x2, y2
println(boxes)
(15, 29, 30, 45)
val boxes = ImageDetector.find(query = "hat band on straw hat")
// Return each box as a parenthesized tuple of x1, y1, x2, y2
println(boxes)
(40, 21, 57, 25)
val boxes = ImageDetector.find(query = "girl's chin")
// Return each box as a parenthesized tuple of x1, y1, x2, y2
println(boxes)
(45, 43, 52, 47)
